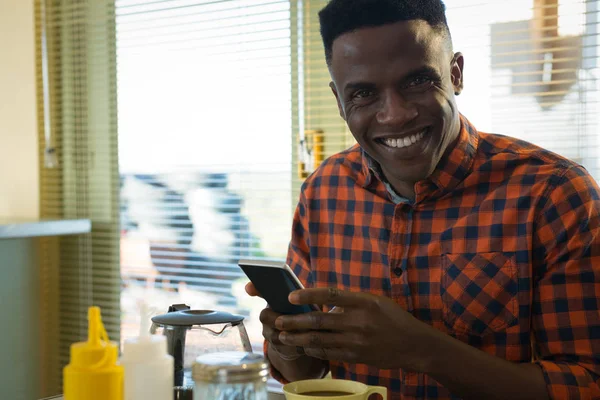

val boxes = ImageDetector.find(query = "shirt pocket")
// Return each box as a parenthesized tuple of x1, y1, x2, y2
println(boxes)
(440, 252, 519, 336)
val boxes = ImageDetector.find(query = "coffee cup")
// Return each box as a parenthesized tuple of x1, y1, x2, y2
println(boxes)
(283, 379, 387, 399)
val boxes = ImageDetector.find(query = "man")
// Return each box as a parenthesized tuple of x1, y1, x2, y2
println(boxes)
(246, 0, 600, 398)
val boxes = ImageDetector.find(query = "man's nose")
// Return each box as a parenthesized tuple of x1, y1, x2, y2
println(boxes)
(376, 91, 419, 126)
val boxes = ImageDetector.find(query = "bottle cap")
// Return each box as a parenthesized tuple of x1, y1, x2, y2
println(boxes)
(63, 306, 123, 400)
(69, 306, 119, 369)
(122, 302, 168, 363)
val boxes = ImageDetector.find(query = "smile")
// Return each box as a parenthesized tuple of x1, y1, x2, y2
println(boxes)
(377, 130, 427, 149)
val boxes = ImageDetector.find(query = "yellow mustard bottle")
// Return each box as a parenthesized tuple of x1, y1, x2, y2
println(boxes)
(63, 306, 124, 400)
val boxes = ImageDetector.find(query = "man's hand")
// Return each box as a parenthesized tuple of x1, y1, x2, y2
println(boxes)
(275, 287, 439, 371)
(245, 282, 304, 360)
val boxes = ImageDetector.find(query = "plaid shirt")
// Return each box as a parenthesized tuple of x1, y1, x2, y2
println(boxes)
(275, 116, 600, 399)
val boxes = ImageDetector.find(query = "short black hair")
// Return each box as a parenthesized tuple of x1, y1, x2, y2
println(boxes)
(319, 0, 451, 65)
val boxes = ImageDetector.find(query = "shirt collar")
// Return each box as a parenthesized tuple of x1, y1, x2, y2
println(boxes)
(360, 115, 479, 200)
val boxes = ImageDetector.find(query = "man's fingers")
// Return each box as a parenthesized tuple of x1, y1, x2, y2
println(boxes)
(279, 331, 354, 348)
(245, 282, 261, 297)
(304, 347, 357, 363)
(275, 311, 347, 331)
(259, 308, 280, 327)
(289, 287, 371, 308)
(328, 306, 344, 314)
(269, 342, 306, 359)
(264, 328, 305, 358)
(263, 325, 285, 345)
(264, 325, 305, 357)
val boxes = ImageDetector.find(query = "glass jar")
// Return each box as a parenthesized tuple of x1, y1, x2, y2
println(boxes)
(192, 352, 269, 400)
(151, 306, 253, 396)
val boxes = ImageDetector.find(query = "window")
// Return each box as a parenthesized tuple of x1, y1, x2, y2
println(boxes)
(116, 0, 294, 348)
(116, 0, 600, 347)
(446, 0, 600, 179)
(36, 0, 599, 395)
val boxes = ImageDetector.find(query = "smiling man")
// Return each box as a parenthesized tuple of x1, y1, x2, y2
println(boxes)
(246, 0, 600, 399)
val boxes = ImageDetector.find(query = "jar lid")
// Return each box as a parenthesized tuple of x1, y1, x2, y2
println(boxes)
(192, 352, 269, 384)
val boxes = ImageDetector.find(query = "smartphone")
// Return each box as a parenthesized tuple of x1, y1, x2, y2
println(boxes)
(238, 259, 319, 314)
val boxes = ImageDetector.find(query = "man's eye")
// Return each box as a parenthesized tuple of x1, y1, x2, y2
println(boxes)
(407, 76, 434, 88)
(353, 89, 374, 99)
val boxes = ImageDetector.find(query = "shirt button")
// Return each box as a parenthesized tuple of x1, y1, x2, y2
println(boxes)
(393, 268, 403, 277)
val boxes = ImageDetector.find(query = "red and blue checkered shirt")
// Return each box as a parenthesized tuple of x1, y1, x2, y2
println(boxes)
(275, 116, 600, 399)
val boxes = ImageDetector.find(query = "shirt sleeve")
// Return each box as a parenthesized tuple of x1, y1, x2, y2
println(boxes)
(532, 165, 600, 399)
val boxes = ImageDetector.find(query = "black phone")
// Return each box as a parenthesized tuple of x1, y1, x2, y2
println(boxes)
(238, 259, 319, 315)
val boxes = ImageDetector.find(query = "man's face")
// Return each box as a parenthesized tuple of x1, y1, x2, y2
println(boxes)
(329, 20, 464, 188)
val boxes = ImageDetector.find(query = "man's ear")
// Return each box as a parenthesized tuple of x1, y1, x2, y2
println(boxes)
(330, 81, 346, 120)
(451, 52, 464, 95)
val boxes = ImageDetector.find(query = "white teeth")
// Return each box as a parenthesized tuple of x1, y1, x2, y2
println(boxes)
(382, 131, 426, 149)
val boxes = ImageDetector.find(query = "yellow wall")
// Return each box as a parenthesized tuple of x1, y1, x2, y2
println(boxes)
(0, 2, 43, 399)
(0, 0, 39, 219)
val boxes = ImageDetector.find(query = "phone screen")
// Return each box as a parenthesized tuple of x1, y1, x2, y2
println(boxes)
(239, 262, 317, 314)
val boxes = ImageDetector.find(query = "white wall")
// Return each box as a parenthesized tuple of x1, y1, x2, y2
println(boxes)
(0, 0, 39, 219)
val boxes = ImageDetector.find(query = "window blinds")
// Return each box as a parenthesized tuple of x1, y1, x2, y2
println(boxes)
(36, 0, 120, 396)
(445, 0, 600, 178)
(115, 0, 294, 353)
(300, 0, 353, 161)
(38, 0, 296, 395)
(36, 0, 600, 397)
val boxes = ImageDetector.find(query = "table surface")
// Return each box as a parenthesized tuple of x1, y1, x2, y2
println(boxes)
(42, 393, 285, 400)
(0, 218, 91, 239)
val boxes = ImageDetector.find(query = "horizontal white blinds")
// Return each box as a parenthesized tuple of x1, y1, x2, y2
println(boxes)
(301, 0, 354, 159)
(116, 0, 294, 354)
(446, 0, 600, 178)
